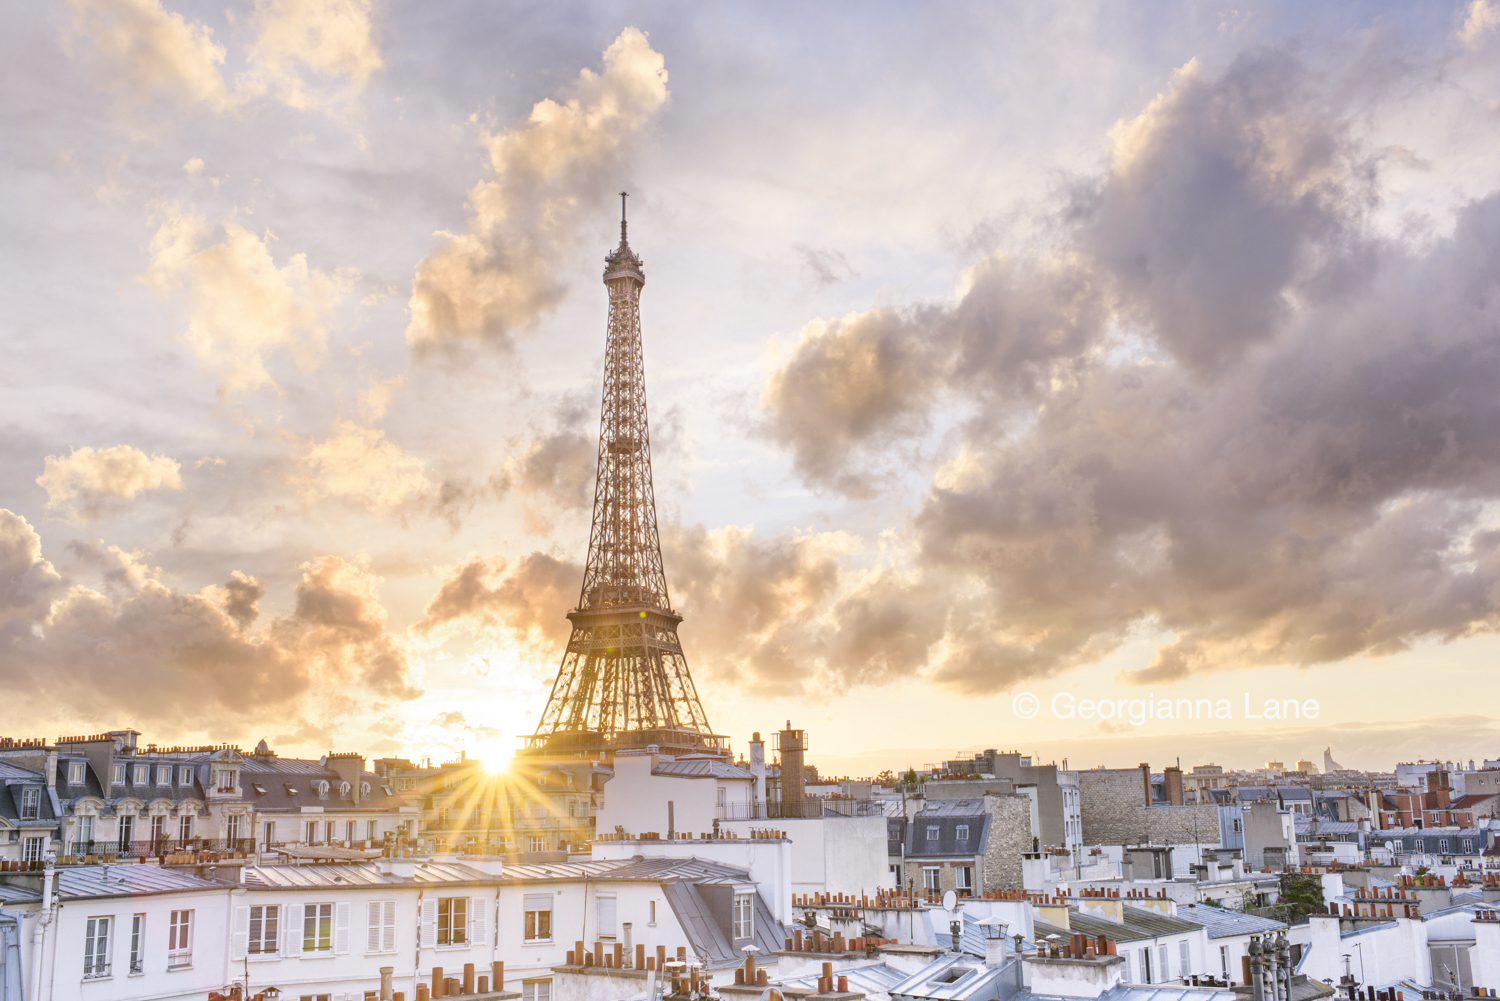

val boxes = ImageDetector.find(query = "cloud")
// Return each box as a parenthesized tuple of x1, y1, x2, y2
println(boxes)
(241, 0, 383, 110)
(64, 0, 230, 110)
(0, 510, 419, 731)
(139, 207, 357, 396)
(1459, 0, 1500, 49)
(405, 27, 669, 353)
(36, 445, 184, 522)
(416, 552, 581, 648)
(300, 420, 431, 514)
(759, 48, 1500, 695)
(183, 157, 204, 174)
(796, 245, 859, 290)
(64, 0, 381, 113)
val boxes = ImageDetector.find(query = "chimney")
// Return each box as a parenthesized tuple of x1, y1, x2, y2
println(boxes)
(779, 724, 807, 819)
(1140, 763, 1152, 807)
(1024, 950, 1125, 999)
(749, 733, 767, 818)
(1163, 766, 1183, 806)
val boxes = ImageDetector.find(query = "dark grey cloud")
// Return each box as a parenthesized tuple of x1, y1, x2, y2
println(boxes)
(760, 47, 1500, 694)
(416, 551, 582, 648)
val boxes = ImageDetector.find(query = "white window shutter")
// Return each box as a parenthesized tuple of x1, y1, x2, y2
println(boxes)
(470, 896, 486, 947)
(367, 901, 382, 953)
(284, 905, 304, 957)
(231, 905, 250, 961)
(334, 901, 351, 955)
(421, 898, 437, 948)
(383, 900, 397, 952)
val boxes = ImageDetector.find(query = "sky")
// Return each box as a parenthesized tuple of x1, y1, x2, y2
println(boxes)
(4, 0, 1500, 776)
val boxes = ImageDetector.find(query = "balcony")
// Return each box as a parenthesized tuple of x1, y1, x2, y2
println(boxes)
(72, 838, 256, 860)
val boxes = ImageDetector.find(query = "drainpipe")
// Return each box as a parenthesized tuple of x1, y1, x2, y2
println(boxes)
(30, 852, 57, 1001)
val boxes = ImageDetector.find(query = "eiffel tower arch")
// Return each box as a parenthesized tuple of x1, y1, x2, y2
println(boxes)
(524, 195, 726, 761)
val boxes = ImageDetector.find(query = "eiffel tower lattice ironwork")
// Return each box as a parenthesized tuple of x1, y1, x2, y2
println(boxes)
(526, 194, 724, 759)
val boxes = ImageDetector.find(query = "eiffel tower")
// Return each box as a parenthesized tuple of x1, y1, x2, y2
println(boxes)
(524, 195, 725, 760)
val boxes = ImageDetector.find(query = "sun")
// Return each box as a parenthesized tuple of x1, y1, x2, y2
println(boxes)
(474, 738, 516, 774)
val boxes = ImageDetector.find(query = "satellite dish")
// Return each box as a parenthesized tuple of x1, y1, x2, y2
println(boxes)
(943, 890, 957, 913)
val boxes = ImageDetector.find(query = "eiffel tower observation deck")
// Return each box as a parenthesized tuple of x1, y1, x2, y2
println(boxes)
(524, 195, 727, 760)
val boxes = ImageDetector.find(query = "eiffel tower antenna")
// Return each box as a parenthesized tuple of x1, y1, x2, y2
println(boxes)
(525, 196, 725, 759)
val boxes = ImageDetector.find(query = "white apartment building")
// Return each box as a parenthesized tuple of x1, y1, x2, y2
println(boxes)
(1, 853, 787, 1001)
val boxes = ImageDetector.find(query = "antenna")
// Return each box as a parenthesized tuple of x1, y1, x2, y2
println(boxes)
(620, 191, 628, 243)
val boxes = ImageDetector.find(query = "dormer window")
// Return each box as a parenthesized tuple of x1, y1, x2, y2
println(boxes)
(20, 788, 40, 820)
(157, 766, 171, 785)
(339, 782, 351, 799)
(315, 781, 330, 799)
(133, 765, 148, 785)
(926, 826, 939, 841)
(362, 782, 372, 798)
(285, 784, 299, 796)
(68, 762, 85, 784)
(213, 768, 236, 794)
(179, 767, 192, 785)
(956, 824, 969, 842)
(252, 783, 267, 795)
(112, 764, 125, 785)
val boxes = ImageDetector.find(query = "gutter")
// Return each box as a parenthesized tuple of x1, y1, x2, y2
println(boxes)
(29, 853, 56, 1001)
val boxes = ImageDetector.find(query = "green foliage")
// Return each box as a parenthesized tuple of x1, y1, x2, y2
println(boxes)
(1415, 865, 1431, 878)
(1276, 871, 1325, 922)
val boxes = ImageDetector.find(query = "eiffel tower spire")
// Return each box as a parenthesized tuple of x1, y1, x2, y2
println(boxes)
(526, 196, 723, 759)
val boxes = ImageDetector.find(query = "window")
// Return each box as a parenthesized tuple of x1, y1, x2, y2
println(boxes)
(443, 774, 455, 790)
(955, 866, 973, 891)
(733, 892, 753, 939)
(522, 980, 552, 1001)
(226, 814, 241, 843)
(1219, 945, 1229, 979)
(130, 914, 145, 973)
(1391, 839, 1403, 853)
(597, 894, 617, 937)
(84, 916, 111, 978)
(1157, 944, 1168, 983)
(68, 762, 85, 784)
(1141, 947, 1153, 984)
(78, 814, 95, 845)
(1180, 941, 1190, 979)
(304, 902, 334, 952)
(926, 825, 940, 841)
(179, 815, 193, 842)
(717, 787, 726, 807)
(524, 894, 553, 942)
(119, 814, 134, 845)
(1412, 838, 1424, 852)
(529, 835, 545, 852)
(1439, 838, 1450, 852)
(151, 815, 166, 842)
(179, 766, 192, 785)
(112, 763, 125, 785)
(20, 788, 41, 820)
(437, 896, 468, 945)
(133, 764, 148, 785)
(299, 995, 331, 1001)
(1464, 838, 1475, 852)
(955, 824, 969, 841)
(366, 900, 396, 953)
(264, 821, 276, 845)
(249, 905, 279, 955)
(437, 807, 450, 825)
(168, 910, 193, 967)
(325, 821, 335, 843)
(157, 766, 171, 785)
(923, 867, 941, 891)
(306, 820, 318, 844)
(22, 837, 44, 863)
(1124, 951, 1134, 983)
(649, 900, 656, 926)
(346, 821, 356, 843)
(367, 820, 377, 841)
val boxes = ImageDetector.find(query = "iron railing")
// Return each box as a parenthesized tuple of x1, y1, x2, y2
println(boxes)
(72, 839, 256, 859)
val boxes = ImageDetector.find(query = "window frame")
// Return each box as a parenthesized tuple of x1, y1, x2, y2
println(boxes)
(68, 761, 86, 784)
(732, 892, 754, 940)
(20, 788, 40, 820)
(437, 896, 468, 946)
(922, 866, 941, 891)
(524, 894, 553, 943)
(130, 913, 145, 974)
(955, 824, 969, 842)
(366, 899, 397, 954)
(111, 764, 125, 785)
(522, 980, 553, 1001)
(21, 836, 45, 863)
(168, 909, 193, 968)
(249, 904, 279, 956)
(925, 825, 940, 841)
(78, 813, 95, 845)
(133, 764, 148, 785)
(955, 865, 973, 891)
(84, 915, 112, 979)
(303, 902, 334, 953)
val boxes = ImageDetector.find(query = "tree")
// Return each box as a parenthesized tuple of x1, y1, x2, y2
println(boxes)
(1276, 871, 1325, 922)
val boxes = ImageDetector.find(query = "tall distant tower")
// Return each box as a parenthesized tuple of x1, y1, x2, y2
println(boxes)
(525, 195, 724, 760)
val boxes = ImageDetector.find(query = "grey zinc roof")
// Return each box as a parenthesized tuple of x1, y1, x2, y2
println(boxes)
(774, 962, 908, 1001)
(0, 762, 43, 781)
(652, 758, 754, 780)
(889, 953, 1017, 1001)
(907, 815, 989, 858)
(242, 854, 763, 890)
(1078, 986, 1236, 1001)
(0, 883, 41, 905)
(53, 864, 227, 900)
(920, 799, 994, 816)
(661, 879, 785, 969)
(1034, 905, 1201, 946)
(1176, 903, 1287, 938)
